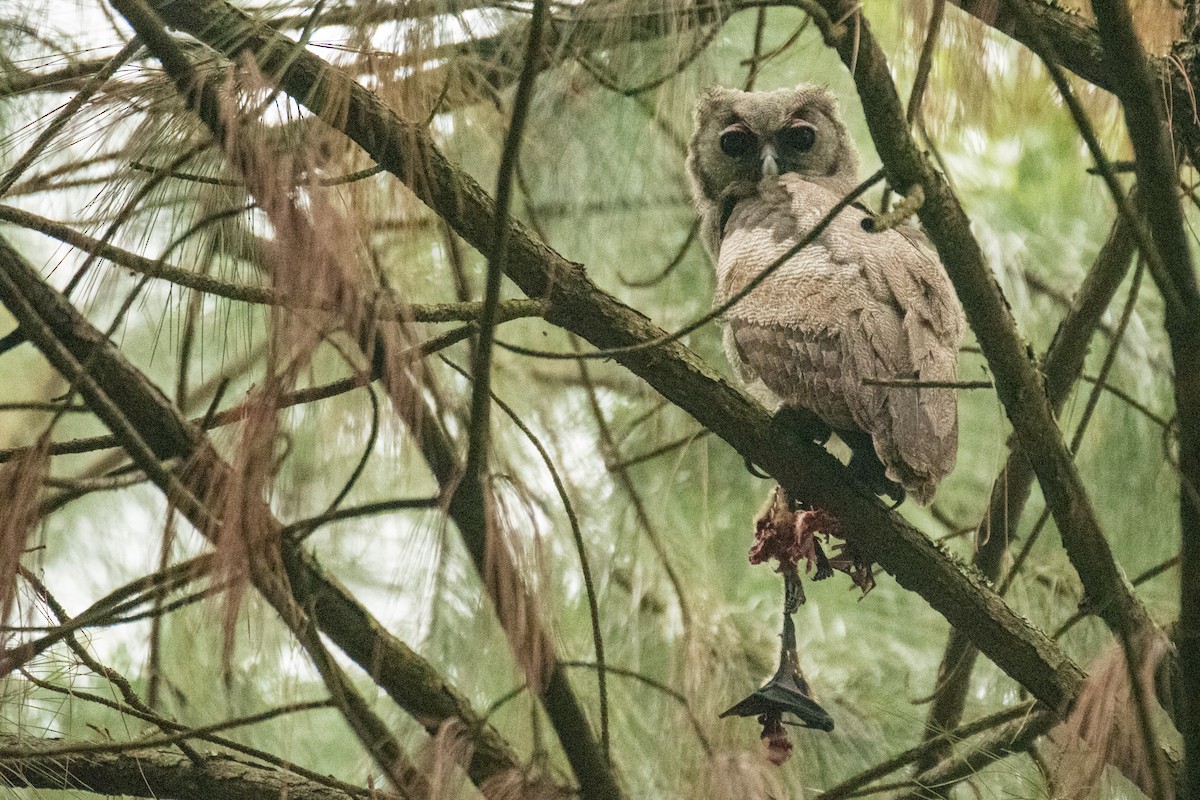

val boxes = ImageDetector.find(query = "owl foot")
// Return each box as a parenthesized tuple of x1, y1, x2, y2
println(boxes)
(773, 406, 833, 445)
(782, 564, 805, 613)
(840, 429, 906, 507)
(812, 539, 834, 581)
(743, 457, 772, 479)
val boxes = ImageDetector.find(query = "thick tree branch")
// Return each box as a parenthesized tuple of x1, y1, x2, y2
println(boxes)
(947, 1, 1200, 154)
(0, 733, 367, 800)
(0, 210, 422, 796)
(0, 200, 544, 323)
(918, 208, 1138, 774)
(1084, 0, 1200, 794)
(102, 1, 620, 792)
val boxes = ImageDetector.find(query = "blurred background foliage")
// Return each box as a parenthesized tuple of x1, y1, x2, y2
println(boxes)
(0, 0, 1185, 797)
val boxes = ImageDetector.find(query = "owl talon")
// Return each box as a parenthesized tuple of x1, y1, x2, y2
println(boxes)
(744, 458, 772, 479)
(774, 406, 833, 445)
(783, 566, 805, 613)
(812, 540, 833, 580)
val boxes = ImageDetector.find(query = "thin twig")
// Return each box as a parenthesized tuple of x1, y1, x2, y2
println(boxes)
(815, 701, 1039, 800)
(442, 356, 610, 759)
(577, 349, 692, 630)
(464, 0, 548, 482)
(0, 38, 141, 198)
(859, 378, 992, 389)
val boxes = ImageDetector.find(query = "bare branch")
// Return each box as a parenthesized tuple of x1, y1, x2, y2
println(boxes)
(0, 732, 368, 800)
(1085, 1, 1200, 793)
(918, 205, 1139, 776)
(0, 235, 528, 791)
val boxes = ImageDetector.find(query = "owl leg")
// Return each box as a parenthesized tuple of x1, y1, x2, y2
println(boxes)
(811, 539, 833, 581)
(839, 429, 906, 507)
(746, 407, 832, 478)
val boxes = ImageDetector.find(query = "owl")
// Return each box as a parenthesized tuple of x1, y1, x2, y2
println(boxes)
(686, 85, 965, 504)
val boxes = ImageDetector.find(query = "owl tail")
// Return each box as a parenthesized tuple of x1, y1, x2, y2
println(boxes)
(873, 382, 958, 505)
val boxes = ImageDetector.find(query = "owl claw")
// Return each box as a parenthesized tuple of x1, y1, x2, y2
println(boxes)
(773, 406, 832, 445)
(744, 458, 772, 479)
(841, 429, 906, 506)
(812, 540, 834, 580)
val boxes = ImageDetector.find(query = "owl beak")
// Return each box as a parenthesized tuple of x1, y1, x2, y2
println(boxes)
(760, 143, 780, 178)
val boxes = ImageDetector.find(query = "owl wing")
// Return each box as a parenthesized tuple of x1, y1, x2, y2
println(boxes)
(826, 211, 964, 502)
(726, 319, 865, 431)
(864, 223, 964, 496)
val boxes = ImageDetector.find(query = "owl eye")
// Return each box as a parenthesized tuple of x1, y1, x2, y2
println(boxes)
(719, 126, 758, 158)
(778, 122, 816, 152)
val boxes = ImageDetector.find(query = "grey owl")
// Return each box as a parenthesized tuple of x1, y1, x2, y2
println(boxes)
(686, 85, 965, 504)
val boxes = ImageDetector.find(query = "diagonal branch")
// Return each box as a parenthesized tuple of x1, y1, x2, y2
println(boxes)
(0, 732, 370, 800)
(917, 206, 1139, 774)
(946, 1, 1200, 154)
(0, 202, 545, 324)
(0, 217, 422, 795)
(1085, 2, 1200, 796)
(105, 1, 621, 792)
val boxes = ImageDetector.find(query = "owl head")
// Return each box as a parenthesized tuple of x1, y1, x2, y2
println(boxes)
(686, 85, 861, 210)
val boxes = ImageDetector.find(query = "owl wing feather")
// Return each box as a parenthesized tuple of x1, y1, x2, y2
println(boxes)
(867, 222, 964, 493)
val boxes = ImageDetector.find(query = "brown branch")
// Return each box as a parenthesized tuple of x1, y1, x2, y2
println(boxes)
(20, 670, 377, 799)
(384, 369, 624, 798)
(947, 1, 1195, 146)
(1085, 1, 1200, 795)
(896, 708, 1058, 800)
(464, 0, 547, 488)
(916, 206, 1139, 775)
(0, 59, 115, 99)
(0, 39, 141, 198)
(0, 204, 545, 324)
(0, 732, 370, 800)
(0, 700, 334, 759)
(0, 322, 491, 467)
(442, 356, 611, 760)
(815, 701, 1039, 800)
